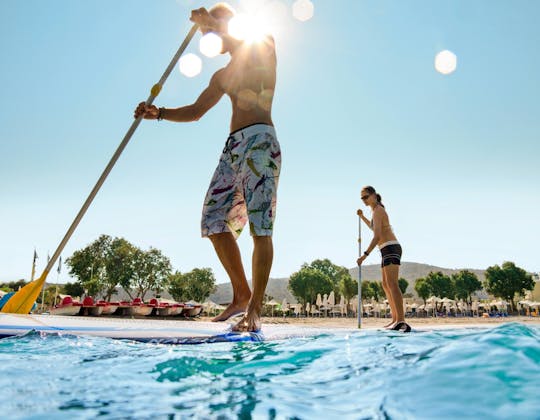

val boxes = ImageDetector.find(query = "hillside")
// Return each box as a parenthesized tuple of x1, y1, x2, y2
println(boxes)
(209, 261, 487, 304)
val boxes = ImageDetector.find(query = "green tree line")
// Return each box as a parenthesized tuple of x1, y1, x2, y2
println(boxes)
(287, 259, 535, 314)
(59, 234, 217, 304)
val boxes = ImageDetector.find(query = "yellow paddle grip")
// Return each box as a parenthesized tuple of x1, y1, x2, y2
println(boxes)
(151, 83, 162, 97)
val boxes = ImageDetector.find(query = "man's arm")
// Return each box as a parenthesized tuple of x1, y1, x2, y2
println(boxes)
(161, 71, 224, 122)
(134, 70, 224, 122)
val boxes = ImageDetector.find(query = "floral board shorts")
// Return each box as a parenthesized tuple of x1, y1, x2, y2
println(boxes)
(201, 124, 281, 238)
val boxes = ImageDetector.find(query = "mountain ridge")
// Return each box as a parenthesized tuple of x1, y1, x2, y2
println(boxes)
(209, 261, 488, 304)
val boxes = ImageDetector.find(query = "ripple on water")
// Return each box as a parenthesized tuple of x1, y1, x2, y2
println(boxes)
(0, 323, 538, 419)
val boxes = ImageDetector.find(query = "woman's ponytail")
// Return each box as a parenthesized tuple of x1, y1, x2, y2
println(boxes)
(363, 185, 385, 207)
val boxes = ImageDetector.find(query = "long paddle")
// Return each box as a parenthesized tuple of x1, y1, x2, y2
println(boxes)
(2, 24, 199, 314)
(357, 214, 362, 328)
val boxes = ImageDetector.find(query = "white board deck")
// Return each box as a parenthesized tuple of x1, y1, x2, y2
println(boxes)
(0, 313, 346, 344)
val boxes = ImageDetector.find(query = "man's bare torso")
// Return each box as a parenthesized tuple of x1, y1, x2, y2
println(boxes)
(217, 37, 276, 132)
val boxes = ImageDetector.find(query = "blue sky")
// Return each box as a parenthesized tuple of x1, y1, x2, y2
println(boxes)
(1, 0, 539, 285)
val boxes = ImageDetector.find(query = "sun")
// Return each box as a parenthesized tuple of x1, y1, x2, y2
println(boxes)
(227, 13, 271, 44)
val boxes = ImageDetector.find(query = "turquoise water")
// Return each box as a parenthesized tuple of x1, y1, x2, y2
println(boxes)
(0, 323, 539, 419)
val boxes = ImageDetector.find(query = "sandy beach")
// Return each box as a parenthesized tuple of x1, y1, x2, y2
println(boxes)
(198, 315, 540, 330)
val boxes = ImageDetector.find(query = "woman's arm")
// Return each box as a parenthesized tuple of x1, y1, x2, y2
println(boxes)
(364, 208, 382, 255)
(357, 209, 373, 231)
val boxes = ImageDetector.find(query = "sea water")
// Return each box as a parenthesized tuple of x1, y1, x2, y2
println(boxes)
(0, 323, 538, 419)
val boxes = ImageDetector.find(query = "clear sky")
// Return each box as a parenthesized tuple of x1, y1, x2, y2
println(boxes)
(1, 0, 539, 285)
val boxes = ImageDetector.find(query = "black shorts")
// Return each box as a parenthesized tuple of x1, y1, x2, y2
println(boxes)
(381, 244, 402, 267)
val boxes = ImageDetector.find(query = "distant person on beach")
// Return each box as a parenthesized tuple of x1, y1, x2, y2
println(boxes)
(134, 3, 280, 332)
(357, 186, 410, 332)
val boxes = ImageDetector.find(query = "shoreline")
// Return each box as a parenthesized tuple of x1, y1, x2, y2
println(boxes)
(198, 315, 540, 329)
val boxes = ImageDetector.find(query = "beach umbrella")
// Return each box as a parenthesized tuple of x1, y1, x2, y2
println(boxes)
(316, 294, 322, 308)
(328, 291, 335, 306)
(281, 298, 288, 316)
(306, 302, 310, 316)
(320, 293, 329, 316)
(296, 304, 303, 316)
(202, 300, 215, 315)
(266, 299, 280, 317)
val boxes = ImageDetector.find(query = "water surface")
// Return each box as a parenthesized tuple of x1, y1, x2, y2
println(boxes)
(0, 323, 538, 419)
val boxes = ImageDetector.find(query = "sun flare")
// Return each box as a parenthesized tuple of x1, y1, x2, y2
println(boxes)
(228, 13, 270, 43)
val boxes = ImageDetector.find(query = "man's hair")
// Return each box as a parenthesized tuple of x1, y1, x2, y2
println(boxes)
(209, 2, 235, 21)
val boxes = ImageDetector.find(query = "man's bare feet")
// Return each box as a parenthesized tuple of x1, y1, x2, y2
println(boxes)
(231, 312, 261, 332)
(212, 300, 249, 322)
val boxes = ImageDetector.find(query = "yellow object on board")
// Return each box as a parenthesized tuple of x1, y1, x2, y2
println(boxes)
(1, 271, 48, 314)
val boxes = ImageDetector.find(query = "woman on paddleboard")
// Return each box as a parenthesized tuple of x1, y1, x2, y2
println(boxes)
(357, 186, 410, 332)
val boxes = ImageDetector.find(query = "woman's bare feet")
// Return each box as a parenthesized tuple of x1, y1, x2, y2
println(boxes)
(231, 312, 261, 332)
(384, 320, 397, 329)
(212, 300, 249, 322)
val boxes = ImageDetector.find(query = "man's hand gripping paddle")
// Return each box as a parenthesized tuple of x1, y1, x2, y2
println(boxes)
(2, 24, 199, 314)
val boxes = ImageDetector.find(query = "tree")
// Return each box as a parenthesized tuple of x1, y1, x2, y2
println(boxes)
(398, 277, 409, 295)
(305, 259, 350, 296)
(0, 279, 27, 293)
(129, 248, 172, 300)
(103, 238, 137, 301)
(36, 285, 59, 309)
(424, 272, 455, 311)
(168, 268, 217, 303)
(339, 273, 358, 314)
(362, 281, 384, 302)
(414, 278, 430, 305)
(288, 267, 333, 305)
(84, 276, 104, 298)
(62, 282, 85, 299)
(66, 234, 112, 298)
(452, 270, 482, 305)
(485, 262, 534, 312)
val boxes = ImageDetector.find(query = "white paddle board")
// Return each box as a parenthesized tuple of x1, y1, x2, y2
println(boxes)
(0, 313, 346, 344)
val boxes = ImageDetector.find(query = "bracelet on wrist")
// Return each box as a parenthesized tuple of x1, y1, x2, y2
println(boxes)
(364, 251, 370, 256)
(157, 107, 164, 121)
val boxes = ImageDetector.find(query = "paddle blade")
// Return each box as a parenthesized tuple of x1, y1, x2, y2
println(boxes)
(1, 272, 48, 314)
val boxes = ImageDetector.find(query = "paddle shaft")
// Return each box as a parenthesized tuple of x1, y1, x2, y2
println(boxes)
(42, 24, 199, 276)
(358, 215, 362, 328)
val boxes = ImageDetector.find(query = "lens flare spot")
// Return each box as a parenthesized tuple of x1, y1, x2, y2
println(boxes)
(237, 89, 258, 110)
(435, 50, 457, 75)
(179, 53, 202, 78)
(292, 0, 314, 22)
(199, 32, 223, 58)
(258, 89, 274, 111)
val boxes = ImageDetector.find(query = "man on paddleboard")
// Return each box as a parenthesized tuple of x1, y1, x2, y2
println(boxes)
(134, 3, 280, 332)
